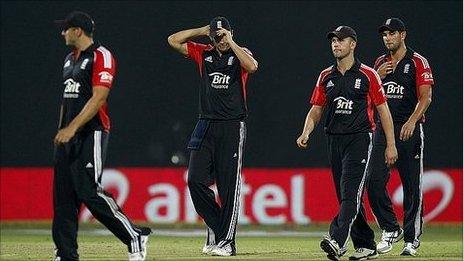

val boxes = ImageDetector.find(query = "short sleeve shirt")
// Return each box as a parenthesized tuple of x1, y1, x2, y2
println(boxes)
(310, 60, 386, 134)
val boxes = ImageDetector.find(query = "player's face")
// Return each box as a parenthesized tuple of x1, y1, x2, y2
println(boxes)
(61, 27, 79, 46)
(211, 32, 230, 52)
(382, 31, 405, 51)
(331, 37, 355, 59)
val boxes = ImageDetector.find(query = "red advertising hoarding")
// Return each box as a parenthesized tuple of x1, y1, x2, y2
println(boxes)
(0, 168, 461, 223)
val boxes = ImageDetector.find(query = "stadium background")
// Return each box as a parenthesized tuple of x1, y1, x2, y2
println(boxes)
(0, 0, 462, 250)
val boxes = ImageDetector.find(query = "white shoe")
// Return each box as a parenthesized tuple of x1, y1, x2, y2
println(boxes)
(202, 226, 216, 255)
(349, 248, 378, 260)
(52, 248, 61, 261)
(140, 234, 149, 260)
(128, 251, 144, 261)
(202, 244, 216, 255)
(210, 241, 236, 256)
(320, 237, 342, 260)
(400, 242, 418, 256)
(128, 228, 151, 261)
(377, 228, 404, 254)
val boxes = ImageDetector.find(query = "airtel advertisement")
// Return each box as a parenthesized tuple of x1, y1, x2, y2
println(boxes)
(0, 168, 461, 223)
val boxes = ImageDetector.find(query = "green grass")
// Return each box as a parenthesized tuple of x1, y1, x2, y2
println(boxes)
(0, 223, 462, 260)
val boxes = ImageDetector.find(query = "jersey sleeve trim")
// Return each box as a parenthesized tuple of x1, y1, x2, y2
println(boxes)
(310, 66, 332, 106)
(92, 46, 116, 88)
(412, 52, 434, 87)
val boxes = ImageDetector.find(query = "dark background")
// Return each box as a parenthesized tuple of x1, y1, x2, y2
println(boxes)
(1, 1, 462, 167)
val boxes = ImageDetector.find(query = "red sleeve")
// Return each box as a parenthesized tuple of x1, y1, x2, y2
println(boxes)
(413, 54, 434, 87)
(361, 66, 386, 106)
(309, 70, 328, 106)
(187, 41, 208, 65)
(92, 47, 116, 88)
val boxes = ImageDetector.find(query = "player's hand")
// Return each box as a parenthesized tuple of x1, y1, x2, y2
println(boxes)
(400, 120, 416, 141)
(201, 25, 210, 36)
(216, 28, 233, 43)
(384, 144, 398, 167)
(296, 133, 310, 149)
(377, 61, 393, 79)
(54, 126, 77, 144)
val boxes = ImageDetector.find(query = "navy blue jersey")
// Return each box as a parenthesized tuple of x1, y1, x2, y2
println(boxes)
(310, 60, 386, 134)
(60, 43, 116, 132)
(187, 41, 252, 120)
(374, 48, 434, 123)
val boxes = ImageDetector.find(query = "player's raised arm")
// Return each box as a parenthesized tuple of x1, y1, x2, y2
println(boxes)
(215, 28, 258, 73)
(167, 25, 210, 56)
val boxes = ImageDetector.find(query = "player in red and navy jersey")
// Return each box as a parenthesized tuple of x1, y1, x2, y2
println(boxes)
(53, 11, 151, 261)
(296, 26, 398, 261)
(367, 18, 434, 256)
(168, 17, 258, 256)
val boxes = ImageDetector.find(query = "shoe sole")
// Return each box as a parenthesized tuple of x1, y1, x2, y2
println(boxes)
(320, 240, 339, 259)
(210, 246, 236, 256)
(327, 254, 340, 261)
(400, 250, 416, 256)
(211, 251, 233, 257)
(377, 245, 393, 254)
(349, 252, 379, 260)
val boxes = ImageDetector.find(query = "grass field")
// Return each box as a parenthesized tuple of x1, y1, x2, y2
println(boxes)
(0, 223, 462, 260)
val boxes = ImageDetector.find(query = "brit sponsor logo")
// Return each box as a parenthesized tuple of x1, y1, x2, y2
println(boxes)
(384, 81, 404, 99)
(80, 58, 89, 70)
(63, 78, 81, 98)
(205, 56, 213, 63)
(99, 71, 113, 83)
(422, 72, 433, 80)
(334, 96, 353, 114)
(209, 72, 231, 89)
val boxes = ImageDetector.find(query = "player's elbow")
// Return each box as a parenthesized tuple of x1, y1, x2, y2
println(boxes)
(420, 93, 432, 105)
(246, 61, 258, 74)
(167, 34, 178, 49)
(426, 93, 432, 104)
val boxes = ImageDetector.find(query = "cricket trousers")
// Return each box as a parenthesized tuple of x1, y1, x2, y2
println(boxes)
(327, 132, 376, 250)
(53, 130, 144, 260)
(187, 120, 246, 246)
(367, 123, 424, 247)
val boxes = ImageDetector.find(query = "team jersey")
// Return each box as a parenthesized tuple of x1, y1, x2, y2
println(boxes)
(374, 48, 434, 123)
(187, 41, 251, 120)
(60, 42, 116, 132)
(310, 60, 386, 134)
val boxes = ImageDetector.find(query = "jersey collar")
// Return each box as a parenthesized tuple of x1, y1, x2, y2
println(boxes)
(332, 58, 361, 74)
